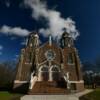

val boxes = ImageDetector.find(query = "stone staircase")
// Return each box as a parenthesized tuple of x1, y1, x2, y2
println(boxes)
(28, 81, 70, 94)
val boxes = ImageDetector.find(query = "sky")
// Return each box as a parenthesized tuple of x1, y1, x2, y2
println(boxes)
(0, 0, 100, 63)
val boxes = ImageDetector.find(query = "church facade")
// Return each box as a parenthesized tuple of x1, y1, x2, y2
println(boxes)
(13, 31, 84, 94)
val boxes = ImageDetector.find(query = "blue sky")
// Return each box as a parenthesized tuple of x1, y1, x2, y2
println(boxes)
(0, 0, 100, 63)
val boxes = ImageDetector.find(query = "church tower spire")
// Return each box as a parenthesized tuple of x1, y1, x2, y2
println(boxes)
(49, 34, 52, 46)
(27, 32, 39, 48)
(33, 32, 39, 47)
(60, 31, 74, 48)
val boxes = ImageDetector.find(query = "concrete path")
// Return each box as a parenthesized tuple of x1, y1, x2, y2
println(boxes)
(21, 89, 93, 100)
(21, 95, 78, 100)
(74, 89, 93, 97)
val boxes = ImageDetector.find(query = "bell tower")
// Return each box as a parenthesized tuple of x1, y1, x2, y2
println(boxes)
(60, 31, 74, 48)
(27, 32, 39, 48)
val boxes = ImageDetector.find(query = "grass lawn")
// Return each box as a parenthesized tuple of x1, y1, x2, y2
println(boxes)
(0, 91, 23, 100)
(80, 89, 100, 100)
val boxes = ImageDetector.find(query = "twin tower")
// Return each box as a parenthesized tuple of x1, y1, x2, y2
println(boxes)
(13, 31, 84, 94)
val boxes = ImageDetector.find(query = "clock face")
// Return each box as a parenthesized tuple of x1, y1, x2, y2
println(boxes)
(45, 50, 55, 61)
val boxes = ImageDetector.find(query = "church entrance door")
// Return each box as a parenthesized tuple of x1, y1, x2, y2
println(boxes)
(50, 65, 60, 81)
(38, 66, 49, 81)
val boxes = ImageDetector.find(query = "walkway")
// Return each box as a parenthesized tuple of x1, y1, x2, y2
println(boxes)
(21, 89, 93, 100)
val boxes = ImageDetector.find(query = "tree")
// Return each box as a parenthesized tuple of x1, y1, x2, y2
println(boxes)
(95, 56, 100, 72)
(0, 61, 16, 90)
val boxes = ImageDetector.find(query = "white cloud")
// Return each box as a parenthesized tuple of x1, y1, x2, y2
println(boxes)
(23, 0, 79, 39)
(0, 45, 3, 50)
(0, 25, 30, 37)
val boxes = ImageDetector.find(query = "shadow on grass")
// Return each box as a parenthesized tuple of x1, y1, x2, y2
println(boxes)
(12, 83, 29, 94)
(0, 83, 29, 100)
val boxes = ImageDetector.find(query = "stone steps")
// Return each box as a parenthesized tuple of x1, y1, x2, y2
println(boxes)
(28, 81, 70, 94)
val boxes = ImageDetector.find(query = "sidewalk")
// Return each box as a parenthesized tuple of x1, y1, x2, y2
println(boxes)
(74, 89, 93, 97)
(21, 89, 93, 100)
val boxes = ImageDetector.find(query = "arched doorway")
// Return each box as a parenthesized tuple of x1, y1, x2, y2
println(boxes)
(38, 65, 49, 81)
(49, 65, 60, 81)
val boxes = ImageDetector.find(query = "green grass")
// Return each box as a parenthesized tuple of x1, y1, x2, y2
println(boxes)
(80, 89, 100, 100)
(0, 91, 23, 100)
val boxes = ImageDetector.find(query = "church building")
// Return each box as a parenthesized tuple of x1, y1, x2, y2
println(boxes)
(13, 31, 84, 94)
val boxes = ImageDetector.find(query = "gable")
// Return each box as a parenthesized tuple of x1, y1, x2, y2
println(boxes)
(38, 42, 62, 64)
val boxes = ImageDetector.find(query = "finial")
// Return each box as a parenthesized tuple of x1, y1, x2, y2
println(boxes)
(34, 32, 39, 38)
(62, 27, 70, 38)
(63, 27, 67, 32)
(49, 34, 52, 46)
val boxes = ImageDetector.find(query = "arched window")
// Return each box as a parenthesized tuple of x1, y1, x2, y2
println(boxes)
(50, 65, 60, 81)
(38, 65, 49, 81)
(41, 67, 48, 72)
(67, 53, 74, 64)
(51, 67, 60, 72)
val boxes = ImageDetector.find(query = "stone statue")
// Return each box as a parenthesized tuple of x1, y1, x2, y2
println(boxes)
(29, 71, 37, 89)
(64, 72, 70, 89)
